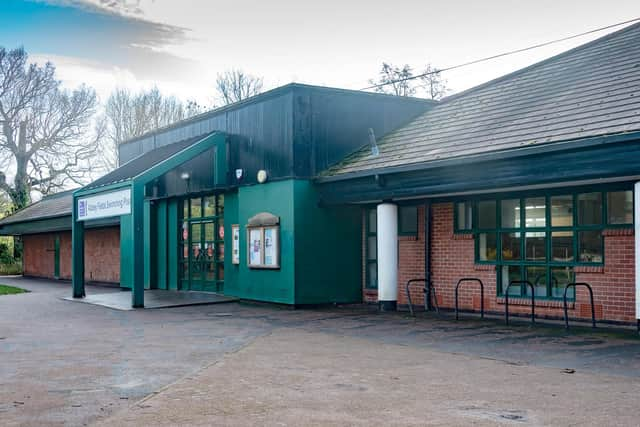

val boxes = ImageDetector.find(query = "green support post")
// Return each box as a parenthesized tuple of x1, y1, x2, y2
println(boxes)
(131, 183, 145, 308)
(71, 195, 85, 298)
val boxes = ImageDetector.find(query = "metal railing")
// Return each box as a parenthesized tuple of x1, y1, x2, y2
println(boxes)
(504, 280, 535, 325)
(563, 282, 596, 329)
(455, 278, 485, 320)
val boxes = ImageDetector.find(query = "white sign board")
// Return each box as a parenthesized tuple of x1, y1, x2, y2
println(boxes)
(77, 188, 131, 221)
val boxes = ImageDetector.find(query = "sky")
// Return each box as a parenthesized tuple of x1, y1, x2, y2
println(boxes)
(1, 0, 640, 106)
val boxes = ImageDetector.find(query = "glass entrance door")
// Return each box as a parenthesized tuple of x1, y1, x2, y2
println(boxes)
(180, 195, 224, 292)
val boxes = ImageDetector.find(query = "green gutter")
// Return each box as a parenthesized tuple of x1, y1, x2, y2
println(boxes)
(316, 130, 640, 183)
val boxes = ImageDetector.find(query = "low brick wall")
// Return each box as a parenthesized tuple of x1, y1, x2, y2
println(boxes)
(23, 226, 120, 284)
(363, 203, 637, 324)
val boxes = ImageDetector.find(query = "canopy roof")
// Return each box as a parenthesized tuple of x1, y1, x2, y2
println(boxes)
(85, 134, 210, 191)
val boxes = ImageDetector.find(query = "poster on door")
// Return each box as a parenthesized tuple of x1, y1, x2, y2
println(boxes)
(264, 227, 278, 267)
(232, 225, 240, 265)
(249, 228, 262, 266)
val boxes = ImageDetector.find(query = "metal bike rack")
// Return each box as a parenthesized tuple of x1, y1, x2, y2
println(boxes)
(406, 279, 439, 316)
(504, 280, 535, 325)
(455, 278, 484, 320)
(563, 282, 596, 329)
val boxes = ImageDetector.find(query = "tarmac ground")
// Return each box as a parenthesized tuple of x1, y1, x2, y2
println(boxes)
(1, 277, 639, 426)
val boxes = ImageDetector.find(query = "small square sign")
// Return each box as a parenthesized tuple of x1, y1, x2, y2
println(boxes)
(78, 200, 86, 218)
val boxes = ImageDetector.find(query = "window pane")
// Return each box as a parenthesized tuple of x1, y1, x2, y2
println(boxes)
(501, 232, 521, 260)
(478, 200, 496, 229)
(551, 195, 573, 227)
(181, 222, 188, 242)
(525, 197, 546, 228)
(526, 266, 547, 297)
(578, 192, 602, 225)
(501, 199, 520, 228)
(204, 222, 214, 241)
(368, 209, 377, 233)
(217, 195, 224, 216)
(183, 199, 189, 218)
(367, 263, 377, 289)
(204, 196, 216, 217)
(551, 231, 574, 262)
(205, 261, 215, 281)
(191, 242, 201, 260)
(478, 233, 497, 261)
(191, 197, 202, 217)
(607, 191, 633, 224)
(525, 232, 546, 261)
(191, 223, 201, 242)
(551, 267, 575, 298)
(399, 206, 418, 235)
(501, 265, 522, 296)
(456, 202, 473, 230)
(579, 231, 603, 263)
(367, 236, 377, 260)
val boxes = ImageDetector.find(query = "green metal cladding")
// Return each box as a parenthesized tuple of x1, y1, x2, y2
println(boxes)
(222, 179, 362, 305)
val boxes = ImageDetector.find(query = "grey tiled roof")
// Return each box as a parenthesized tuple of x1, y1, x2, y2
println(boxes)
(85, 133, 211, 190)
(324, 22, 640, 177)
(0, 190, 73, 225)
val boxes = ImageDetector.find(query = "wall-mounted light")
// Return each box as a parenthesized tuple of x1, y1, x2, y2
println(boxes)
(180, 172, 190, 181)
(257, 169, 268, 184)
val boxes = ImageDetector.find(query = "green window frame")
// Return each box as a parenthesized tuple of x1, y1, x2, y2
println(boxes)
(454, 201, 473, 232)
(398, 205, 419, 236)
(365, 208, 378, 289)
(456, 186, 633, 300)
(179, 194, 225, 290)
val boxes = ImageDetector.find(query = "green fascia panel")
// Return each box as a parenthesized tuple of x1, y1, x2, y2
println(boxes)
(74, 181, 131, 197)
(224, 179, 361, 305)
(119, 213, 133, 289)
(292, 180, 362, 305)
(227, 180, 296, 304)
(143, 200, 152, 290)
(222, 191, 239, 296)
(0, 216, 71, 235)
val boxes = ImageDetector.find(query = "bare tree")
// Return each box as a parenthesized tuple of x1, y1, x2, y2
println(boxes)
(103, 86, 203, 169)
(418, 64, 448, 100)
(369, 62, 449, 100)
(215, 69, 263, 105)
(0, 47, 103, 210)
(368, 63, 416, 97)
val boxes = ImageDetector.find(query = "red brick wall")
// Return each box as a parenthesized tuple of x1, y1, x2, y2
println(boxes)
(23, 226, 120, 284)
(363, 203, 637, 324)
(84, 227, 120, 283)
(23, 233, 63, 279)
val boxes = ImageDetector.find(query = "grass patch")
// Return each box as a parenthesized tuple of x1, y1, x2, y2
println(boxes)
(0, 284, 28, 295)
